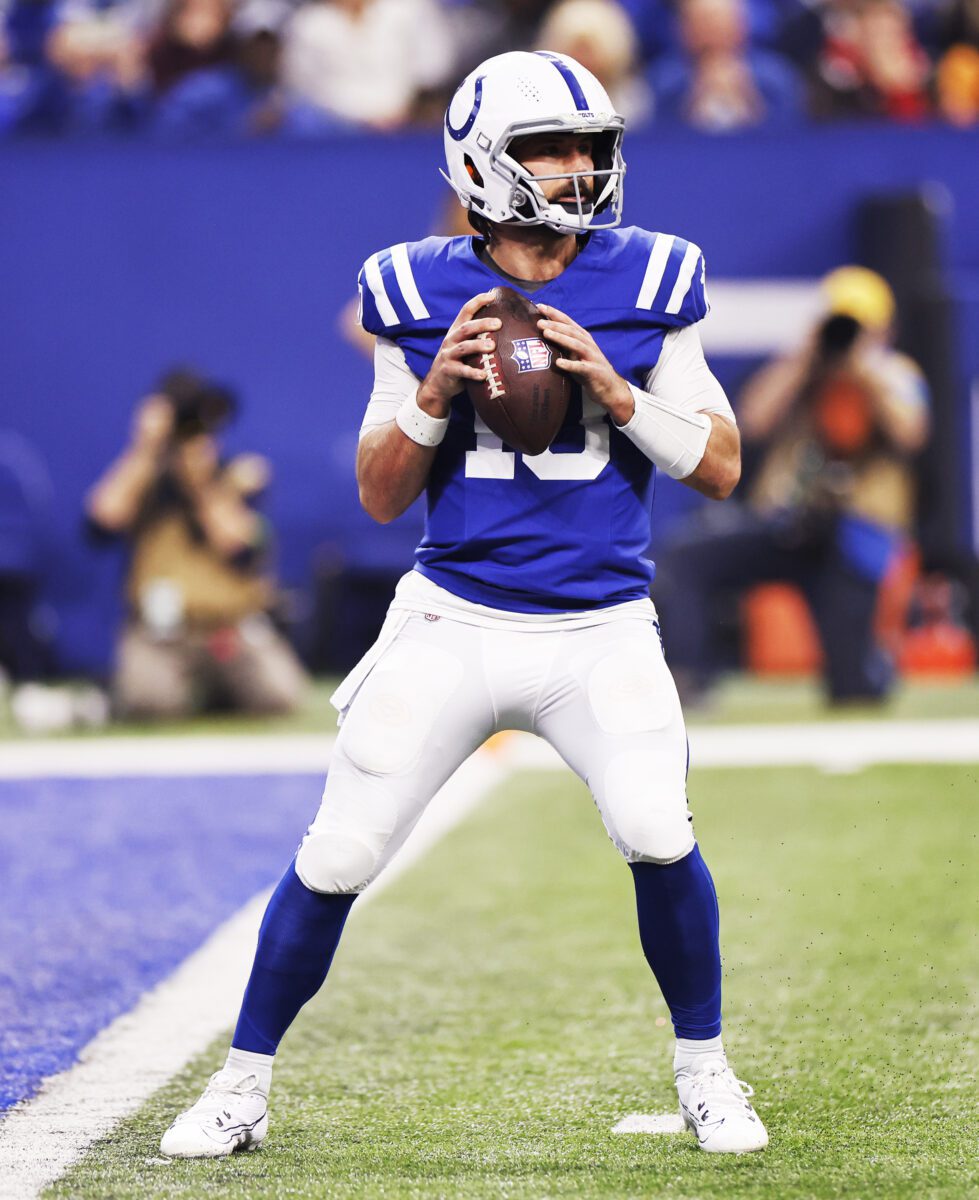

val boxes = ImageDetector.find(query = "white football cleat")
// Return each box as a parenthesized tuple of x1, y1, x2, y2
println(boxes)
(675, 1058, 769, 1154)
(160, 1069, 268, 1158)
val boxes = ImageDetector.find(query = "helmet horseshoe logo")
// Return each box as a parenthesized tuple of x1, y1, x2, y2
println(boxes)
(446, 76, 484, 142)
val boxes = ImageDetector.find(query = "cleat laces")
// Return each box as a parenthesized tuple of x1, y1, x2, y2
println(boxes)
(178, 1071, 261, 1128)
(683, 1059, 755, 1122)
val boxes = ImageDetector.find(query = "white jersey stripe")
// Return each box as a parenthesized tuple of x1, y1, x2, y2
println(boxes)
(635, 234, 675, 310)
(391, 243, 430, 320)
(364, 253, 399, 327)
(665, 242, 702, 315)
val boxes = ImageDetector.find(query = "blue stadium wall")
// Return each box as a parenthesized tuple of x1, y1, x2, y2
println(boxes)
(1, 125, 977, 674)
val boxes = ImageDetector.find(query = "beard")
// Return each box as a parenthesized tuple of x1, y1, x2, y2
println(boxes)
(554, 179, 595, 213)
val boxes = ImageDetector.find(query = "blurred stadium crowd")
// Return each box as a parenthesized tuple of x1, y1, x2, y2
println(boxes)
(1, 0, 977, 734)
(1, 0, 978, 138)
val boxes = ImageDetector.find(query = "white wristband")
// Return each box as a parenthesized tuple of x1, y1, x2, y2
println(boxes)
(620, 383, 713, 479)
(395, 386, 450, 448)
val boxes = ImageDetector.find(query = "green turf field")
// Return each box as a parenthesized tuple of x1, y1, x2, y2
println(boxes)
(49, 762, 978, 1200)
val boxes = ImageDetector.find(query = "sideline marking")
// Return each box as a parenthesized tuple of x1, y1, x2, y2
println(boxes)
(507, 719, 979, 772)
(0, 748, 509, 1199)
(0, 733, 336, 779)
(613, 1112, 687, 1135)
(1, 717, 977, 780)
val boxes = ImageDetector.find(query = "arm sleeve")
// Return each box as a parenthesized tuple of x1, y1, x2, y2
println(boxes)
(615, 325, 732, 479)
(359, 337, 422, 438)
(643, 325, 735, 421)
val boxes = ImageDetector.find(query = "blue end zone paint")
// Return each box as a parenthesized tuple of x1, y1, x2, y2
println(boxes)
(0, 773, 321, 1113)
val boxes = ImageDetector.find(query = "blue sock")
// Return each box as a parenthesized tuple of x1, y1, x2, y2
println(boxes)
(232, 862, 356, 1055)
(629, 845, 722, 1039)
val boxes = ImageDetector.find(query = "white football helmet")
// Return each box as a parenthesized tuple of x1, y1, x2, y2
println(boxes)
(442, 50, 626, 235)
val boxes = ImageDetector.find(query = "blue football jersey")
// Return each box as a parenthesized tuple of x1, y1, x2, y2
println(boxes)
(358, 227, 709, 613)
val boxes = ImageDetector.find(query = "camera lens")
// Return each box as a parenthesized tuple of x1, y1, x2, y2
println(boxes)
(818, 315, 861, 357)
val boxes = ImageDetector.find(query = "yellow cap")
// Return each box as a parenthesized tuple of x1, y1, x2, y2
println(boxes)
(821, 266, 896, 332)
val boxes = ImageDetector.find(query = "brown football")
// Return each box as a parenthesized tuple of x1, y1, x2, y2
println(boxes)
(464, 287, 571, 456)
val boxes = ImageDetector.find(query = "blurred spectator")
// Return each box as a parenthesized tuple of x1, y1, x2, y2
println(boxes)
(649, 0, 803, 131)
(936, 0, 979, 124)
(0, 430, 108, 733)
(0, 0, 68, 132)
(615, 0, 680, 61)
(86, 368, 309, 719)
(621, 0, 818, 64)
(938, 0, 979, 46)
(653, 267, 931, 705)
(446, 0, 555, 77)
(283, 0, 454, 130)
(153, 0, 334, 137)
(3, 0, 969, 136)
(811, 0, 932, 121)
(147, 0, 233, 95)
(0, 430, 54, 685)
(937, 42, 979, 122)
(536, 0, 652, 126)
(43, 0, 159, 130)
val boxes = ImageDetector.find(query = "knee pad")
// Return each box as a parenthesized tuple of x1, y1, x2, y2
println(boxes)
(603, 748, 694, 864)
(297, 757, 401, 892)
(295, 830, 379, 893)
(615, 812, 694, 865)
(339, 639, 463, 775)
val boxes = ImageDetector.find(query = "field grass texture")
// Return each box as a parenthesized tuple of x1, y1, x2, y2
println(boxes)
(50, 764, 978, 1200)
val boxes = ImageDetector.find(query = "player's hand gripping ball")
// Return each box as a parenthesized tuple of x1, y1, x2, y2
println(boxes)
(464, 287, 571, 456)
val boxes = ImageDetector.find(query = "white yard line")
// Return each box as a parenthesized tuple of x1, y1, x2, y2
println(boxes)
(689, 718, 979, 771)
(0, 745, 510, 1199)
(0, 733, 336, 778)
(506, 718, 979, 772)
(1, 717, 977, 780)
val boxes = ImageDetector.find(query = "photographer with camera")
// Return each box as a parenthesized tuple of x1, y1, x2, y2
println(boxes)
(653, 266, 930, 705)
(86, 367, 308, 719)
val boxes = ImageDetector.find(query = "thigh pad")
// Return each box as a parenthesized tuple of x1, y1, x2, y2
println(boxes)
(586, 643, 680, 735)
(339, 636, 464, 775)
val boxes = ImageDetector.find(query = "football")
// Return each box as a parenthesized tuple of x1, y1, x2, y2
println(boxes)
(464, 287, 571, 456)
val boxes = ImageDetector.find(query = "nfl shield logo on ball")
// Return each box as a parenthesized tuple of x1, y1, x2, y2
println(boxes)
(510, 338, 552, 373)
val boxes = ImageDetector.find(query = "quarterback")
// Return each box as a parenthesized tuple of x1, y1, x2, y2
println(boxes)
(162, 50, 768, 1158)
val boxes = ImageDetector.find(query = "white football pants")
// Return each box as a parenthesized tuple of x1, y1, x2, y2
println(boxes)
(296, 610, 693, 894)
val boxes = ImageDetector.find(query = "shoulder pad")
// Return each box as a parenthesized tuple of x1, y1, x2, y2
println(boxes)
(627, 229, 709, 326)
(357, 238, 451, 336)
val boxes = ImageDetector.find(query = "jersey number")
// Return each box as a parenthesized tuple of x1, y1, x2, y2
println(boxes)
(465, 394, 611, 481)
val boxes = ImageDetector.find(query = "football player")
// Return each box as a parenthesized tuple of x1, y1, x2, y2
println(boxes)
(161, 50, 768, 1159)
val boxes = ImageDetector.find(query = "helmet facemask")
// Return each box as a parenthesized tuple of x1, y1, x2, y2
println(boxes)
(495, 125, 625, 234)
